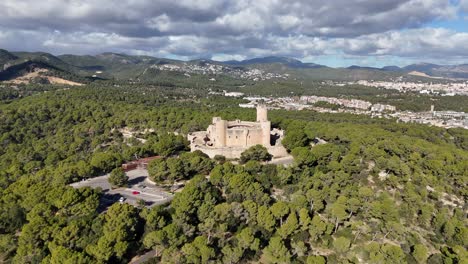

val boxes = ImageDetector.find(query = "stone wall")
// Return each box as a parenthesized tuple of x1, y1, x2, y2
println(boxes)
(267, 145, 289, 158)
(188, 105, 289, 160)
(224, 128, 264, 147)
(190, 144, 289, 160)
(209, 118, 269, 148)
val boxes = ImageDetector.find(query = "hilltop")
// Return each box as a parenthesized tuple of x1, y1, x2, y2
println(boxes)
(0, 50, 95, 85)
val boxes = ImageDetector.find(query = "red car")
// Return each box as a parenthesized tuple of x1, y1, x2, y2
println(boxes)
(132, 191, 140, 195)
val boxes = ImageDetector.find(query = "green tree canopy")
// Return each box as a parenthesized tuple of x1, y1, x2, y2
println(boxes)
(240, 145, 273, 164)
(108, 167, 128, 188)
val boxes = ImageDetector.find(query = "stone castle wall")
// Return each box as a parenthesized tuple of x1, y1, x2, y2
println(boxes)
(209, 119, 269, 148)
(189, 105, 287, 159)
(191, 144, 289, 160)
(225, 128, 264, 147)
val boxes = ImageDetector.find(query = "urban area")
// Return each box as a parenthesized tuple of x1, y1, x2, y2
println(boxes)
(222, 88, 468, 130)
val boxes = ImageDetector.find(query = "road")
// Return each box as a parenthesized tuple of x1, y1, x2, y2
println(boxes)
(70, 169, 173, 208)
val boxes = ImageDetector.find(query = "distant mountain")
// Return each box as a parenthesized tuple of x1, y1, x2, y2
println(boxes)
(403, 63, 441, 73)
(346, 65, 380, 70)
(0, 51, 95, 84)
(59, 53, 184, 79)
(11, 51, 78, 71)
(381, 66, 402, 71)
(2, 49, 467, 85)
(399, 63, 468, 79)
(0, 49, 18, 67)
(223, 56, 326, 68)
(0, 61, 56, 81)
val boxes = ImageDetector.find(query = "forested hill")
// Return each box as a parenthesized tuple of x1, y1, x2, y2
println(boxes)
(0, 50, 97, 85)
(0, 86, 467, 263)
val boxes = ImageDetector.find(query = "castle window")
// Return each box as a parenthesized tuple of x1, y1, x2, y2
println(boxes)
(236, 136, 238, 139)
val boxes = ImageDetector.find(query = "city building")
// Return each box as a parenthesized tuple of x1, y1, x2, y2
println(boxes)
(224, 91, 245, 97)
(371, 104, 396, 112)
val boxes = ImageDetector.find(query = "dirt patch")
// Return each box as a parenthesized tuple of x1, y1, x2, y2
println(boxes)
(408, 71, 443, 79)
(46, 76, 83, 86)
(4, 68, 83, 86)
(116, 127, 155, 144)
(426, 185, 465, 210)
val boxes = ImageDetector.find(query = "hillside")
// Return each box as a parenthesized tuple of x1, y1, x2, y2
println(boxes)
(224, 56, 326, 68)
(0, 51, 94, 85)
(58, 53, 182, 80)
(402, 63, 468, 79)
(10, 51, 83, 74)
(1, 65, 83, 86)
(0, 49, 18, 67)
(0, 86, 466, 263)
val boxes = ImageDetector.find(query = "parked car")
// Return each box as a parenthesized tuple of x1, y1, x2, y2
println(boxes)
(119, 197, 126, 203)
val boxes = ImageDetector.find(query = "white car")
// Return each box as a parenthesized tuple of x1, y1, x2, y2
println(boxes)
(119, 197, 126, 203)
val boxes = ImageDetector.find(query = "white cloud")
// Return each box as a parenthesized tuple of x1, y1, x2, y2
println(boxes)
(277, 15, 301, 31)
(338, 28, 468, 58)
(216, 9, 266, 32)
(145, 14, 171, 32)
(1, 26, 468, 65)
(0, 0, 466, 65)
(0, 0, 457, 38)
(211, 54, 246, 61)
(461, 0, 468, 12)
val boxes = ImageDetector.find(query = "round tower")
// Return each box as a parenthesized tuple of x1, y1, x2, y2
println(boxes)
(261, 121, 271, 147)
(215, 119, 227, 147)
(257, 105, 268, 122)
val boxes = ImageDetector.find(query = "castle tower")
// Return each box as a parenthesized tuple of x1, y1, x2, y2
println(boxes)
(261, 121, 271, 147)
(256, 105, 270, 146)
(257, 105, 268, 122)
(214, 119, 227, 147)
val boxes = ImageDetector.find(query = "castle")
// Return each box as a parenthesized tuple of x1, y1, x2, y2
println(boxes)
(188, 106, 288, 159)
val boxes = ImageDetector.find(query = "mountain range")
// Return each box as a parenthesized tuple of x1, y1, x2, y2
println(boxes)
(223, 56, 325, 69)
(1, 49, 467, 85)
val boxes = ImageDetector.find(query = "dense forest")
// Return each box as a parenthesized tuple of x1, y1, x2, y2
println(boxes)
(0, 84, 467, 263)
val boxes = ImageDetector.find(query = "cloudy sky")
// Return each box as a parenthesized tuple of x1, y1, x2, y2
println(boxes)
(0, 0, 467, 67)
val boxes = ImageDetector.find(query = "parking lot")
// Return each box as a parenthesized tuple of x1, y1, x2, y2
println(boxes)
(70, 168, 173, 209)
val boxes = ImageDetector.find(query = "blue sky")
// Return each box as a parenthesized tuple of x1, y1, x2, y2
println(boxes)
(428, 0, 467, 31)
(428, 17, 468, 32)
(0, 0, 467, 67)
